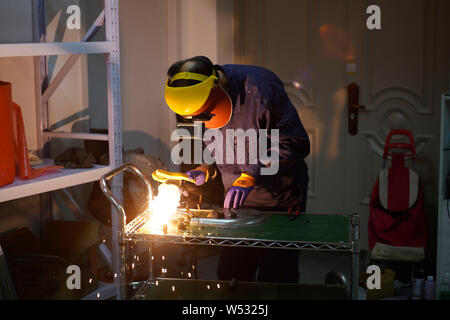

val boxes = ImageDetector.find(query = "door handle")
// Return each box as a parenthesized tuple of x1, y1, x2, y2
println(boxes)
(348, 83, 365, 136)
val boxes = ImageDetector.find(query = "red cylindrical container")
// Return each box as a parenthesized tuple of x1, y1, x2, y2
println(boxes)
(0, 81, 16, 187)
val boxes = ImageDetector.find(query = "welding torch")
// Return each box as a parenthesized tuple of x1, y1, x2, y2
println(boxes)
(151, 169, 203, 207)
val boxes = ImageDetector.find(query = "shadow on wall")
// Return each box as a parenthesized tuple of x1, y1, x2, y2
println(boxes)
(122, 130, 174, 171)
(48, 116, 89, 158)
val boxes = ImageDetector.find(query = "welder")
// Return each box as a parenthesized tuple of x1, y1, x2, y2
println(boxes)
(155, 56, 310, 283)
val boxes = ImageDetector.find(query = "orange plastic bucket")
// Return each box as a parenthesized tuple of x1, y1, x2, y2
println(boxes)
(0, 81, 63, 188)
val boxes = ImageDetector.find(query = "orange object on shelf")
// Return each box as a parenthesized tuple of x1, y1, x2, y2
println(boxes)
(0, 81, 16, 187)
(0, 81, 62, 187)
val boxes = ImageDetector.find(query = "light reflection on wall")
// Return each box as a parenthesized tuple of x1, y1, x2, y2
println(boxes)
(319, 24, 355, 60)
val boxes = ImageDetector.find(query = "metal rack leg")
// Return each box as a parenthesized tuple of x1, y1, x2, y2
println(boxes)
(351, 213, 360, 300)
(148, 242, 155, 282)
(111, 206, 126, 300)
(100, 164, 153, 299)
(104, 0, 124, 298)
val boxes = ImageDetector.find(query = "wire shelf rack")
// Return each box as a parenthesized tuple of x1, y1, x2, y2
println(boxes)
(124, 232, 353, 252)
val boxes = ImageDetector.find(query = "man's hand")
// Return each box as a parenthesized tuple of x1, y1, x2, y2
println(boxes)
(186, 167, 209, 186)
(224, 173, 256, 209)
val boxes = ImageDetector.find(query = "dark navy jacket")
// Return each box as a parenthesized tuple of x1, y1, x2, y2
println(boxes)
(204, 64, 310, 210)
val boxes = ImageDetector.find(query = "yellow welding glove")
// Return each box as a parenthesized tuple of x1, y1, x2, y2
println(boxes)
(152, 169, 195, 184)
(224, 173, 256, 209)
(152, 167, 209, 186)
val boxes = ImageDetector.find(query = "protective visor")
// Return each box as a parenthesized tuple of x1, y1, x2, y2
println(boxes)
(164, 71, 232, 129)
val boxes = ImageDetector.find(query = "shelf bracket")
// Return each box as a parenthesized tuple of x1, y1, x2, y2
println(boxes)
(41, 9, 105, 104)
(55, 188, 88, 221)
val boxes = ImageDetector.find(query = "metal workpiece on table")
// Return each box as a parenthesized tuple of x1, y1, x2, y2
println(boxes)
(125, 208, 265, 234)
(187, 208, 266, 228)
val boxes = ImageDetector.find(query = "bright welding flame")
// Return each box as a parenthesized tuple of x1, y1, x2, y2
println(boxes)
(144, 183, 181, 230)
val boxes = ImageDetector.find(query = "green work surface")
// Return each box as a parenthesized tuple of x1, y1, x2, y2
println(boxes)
(162, 213, 350, 244)
(137, 278, 348, 300)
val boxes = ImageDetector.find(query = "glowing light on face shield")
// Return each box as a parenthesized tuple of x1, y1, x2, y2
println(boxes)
(144, 183, 181, 230)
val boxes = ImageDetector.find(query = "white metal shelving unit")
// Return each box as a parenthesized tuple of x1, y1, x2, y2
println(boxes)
(0, 42, 111, 57)
(0, 161, 111, 203)
(0, 0, 122, 299)
(437, 93, 450, 299)
(0, 1, 122, 203)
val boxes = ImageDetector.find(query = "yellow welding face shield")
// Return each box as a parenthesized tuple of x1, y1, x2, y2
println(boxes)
(164, 70, 232, 129)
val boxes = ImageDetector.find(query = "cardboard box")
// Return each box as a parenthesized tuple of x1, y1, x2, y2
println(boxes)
(360, 268, 396, 300)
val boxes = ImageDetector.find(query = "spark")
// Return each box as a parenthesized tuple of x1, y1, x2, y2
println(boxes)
(141, 184, 181, 231)
(293, 81, 302, 89)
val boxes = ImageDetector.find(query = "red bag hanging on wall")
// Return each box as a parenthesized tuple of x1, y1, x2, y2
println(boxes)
(0, 81, 62, 187)
(368, 130, 427, 261)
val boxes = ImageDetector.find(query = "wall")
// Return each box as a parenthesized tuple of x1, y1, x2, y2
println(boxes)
(233, 0, 450, 257)
(119, 0, 234, 168)
(168, 0, 235, 65)
(0, 0, 36, 150)
(118, 0, 173, 168)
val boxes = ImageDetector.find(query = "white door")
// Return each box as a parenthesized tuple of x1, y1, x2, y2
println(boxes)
(234, 0, 450, 250)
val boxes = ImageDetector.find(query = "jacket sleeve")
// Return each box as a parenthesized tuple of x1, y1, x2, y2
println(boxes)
(241, 80, 310, 181)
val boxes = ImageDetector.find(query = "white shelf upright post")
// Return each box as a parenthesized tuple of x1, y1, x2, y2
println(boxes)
(104, 0, 125, 300)
(32, 0, 53, 239)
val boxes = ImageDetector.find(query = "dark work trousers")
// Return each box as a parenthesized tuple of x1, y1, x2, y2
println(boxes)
(217, 247, 300, 283)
